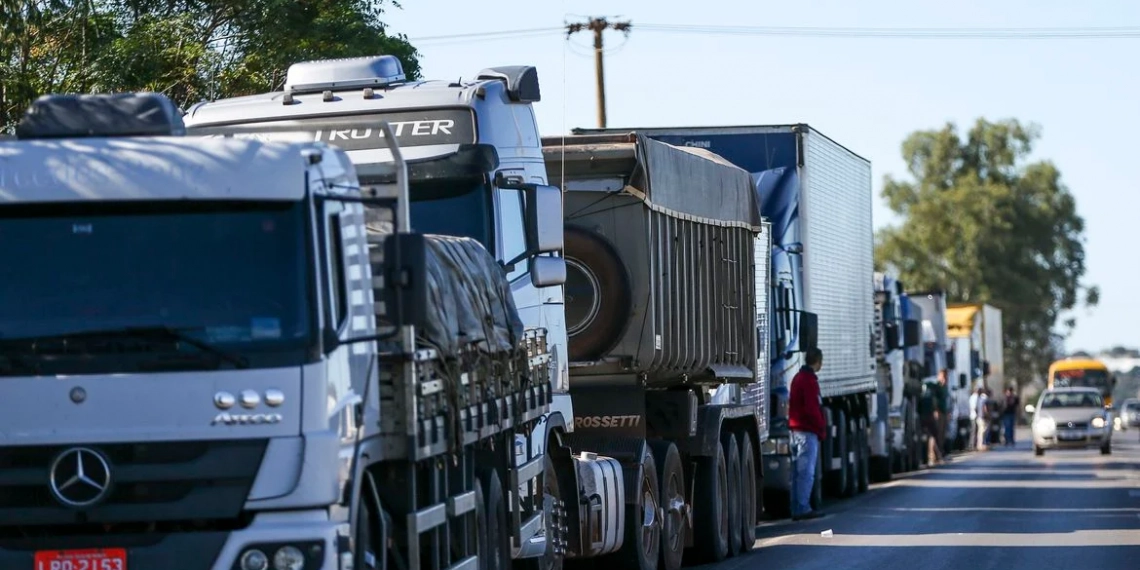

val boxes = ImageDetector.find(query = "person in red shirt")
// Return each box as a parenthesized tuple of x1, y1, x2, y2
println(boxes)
(789, 347, 826, 520)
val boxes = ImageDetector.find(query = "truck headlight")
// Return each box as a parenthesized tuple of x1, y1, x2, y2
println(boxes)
(1092, 417, 1106, 429)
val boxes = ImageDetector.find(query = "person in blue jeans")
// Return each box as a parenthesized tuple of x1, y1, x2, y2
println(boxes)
(1001, 387, 1019, 446)
(789, 348, 826, 521)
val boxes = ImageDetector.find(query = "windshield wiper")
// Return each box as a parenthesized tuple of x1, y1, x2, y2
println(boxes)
(11, 326, 250, 369)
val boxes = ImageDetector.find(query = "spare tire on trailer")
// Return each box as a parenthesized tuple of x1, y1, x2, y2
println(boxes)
(563, 226, 632, 362)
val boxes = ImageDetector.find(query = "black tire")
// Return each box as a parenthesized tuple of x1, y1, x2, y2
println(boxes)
(517, 454, 564, 570)
(1101, 442, 1112, 455)
(722, 433, 743, 556)
(870, 455, 892, 483)
(1034, 445, 1044, 456)
(355, 493, 378, 570)
(475, 479, 491, 570)
(826, 410, 849, 498)
(563, 226, 631, 362)
(737, 434, 758, 553)
(857, 422, 870, 493)
(616, 444, 660, 570)
(479, 468, 511, 570)
(691, 440, 730, 563)
(648, 440, 685, 570)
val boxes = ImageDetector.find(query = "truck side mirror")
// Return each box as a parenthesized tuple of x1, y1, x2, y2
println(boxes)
(799, 311, 819, 353)
(958, 373, 967, 390)
(884, 322, 899, 351)
(525, 184, 563, 254)
(530, 256, 566, 287)
(902, 319, 921, 347)
(982, 361, 991, 376)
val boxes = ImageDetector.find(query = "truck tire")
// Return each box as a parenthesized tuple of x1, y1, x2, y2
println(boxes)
(648, 440, 685, 570)
(516, 453, 563, 570)
(857, 420, 870, 493)
(690, 441, 730, 563)
(616, 444, 660, 570)
(475, 480, 490, 570)
(737, 434, 758, 553)
(825, 410, 849, 498)
(722, 433, 743, 556)
(842, 415, 858, 498)
(479, 468, 511, 570)
(563, 226, 631, 362)
(870, 454, 892, 483)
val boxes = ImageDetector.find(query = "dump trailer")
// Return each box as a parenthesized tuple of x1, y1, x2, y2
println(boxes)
(0, 91, 551, 570)
(574, 124, 876, 516)
(541, 132, 771, 568)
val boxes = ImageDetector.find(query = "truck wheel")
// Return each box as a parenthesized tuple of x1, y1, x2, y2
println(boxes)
(479, 468, 511, 570)
(517, 453, 564, 570)
(871, 454, 892, 483)
(737, 434, 758, 553)
(857, 420, 870, 493)
(842, 416, 858, 498)
(475, 479, 490, 570)
(617, 444, 660, 570)
(826, 410, 849, 498)
(722, 433, 743, 556)
(563, 226, 632, 362)
(691, 440, 730, 563)
(648, 440, 685, 570)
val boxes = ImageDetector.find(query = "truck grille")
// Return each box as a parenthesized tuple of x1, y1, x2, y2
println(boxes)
(0, 439, 267, 528)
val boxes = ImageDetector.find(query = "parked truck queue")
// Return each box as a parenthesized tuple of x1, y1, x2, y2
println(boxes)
(0, 55, 1011, 570)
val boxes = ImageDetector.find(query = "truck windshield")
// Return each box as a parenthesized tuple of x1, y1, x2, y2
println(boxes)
(0, 200, 313, 375)
(408, 179, 493, 250)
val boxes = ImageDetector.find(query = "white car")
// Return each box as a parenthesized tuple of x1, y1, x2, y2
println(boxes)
(1025, 387, 1112, 456)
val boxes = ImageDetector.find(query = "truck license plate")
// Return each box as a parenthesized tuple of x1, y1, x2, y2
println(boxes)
(34, 548, 126, 570)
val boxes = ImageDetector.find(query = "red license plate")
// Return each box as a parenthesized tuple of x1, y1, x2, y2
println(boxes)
(34, 548, 126, 570)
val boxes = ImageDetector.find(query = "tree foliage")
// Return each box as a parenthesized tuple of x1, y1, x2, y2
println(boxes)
(875, 118, 1098, 388)
(0, 0, 420, 131)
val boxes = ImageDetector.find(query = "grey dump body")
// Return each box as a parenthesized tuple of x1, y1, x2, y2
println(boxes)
(543, 133, 768, 387)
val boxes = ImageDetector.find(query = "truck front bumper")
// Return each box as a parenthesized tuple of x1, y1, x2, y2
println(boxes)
(0, 510, 347, 570)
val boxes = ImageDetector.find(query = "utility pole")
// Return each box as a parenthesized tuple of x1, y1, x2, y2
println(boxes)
(566, 17, 631, 129)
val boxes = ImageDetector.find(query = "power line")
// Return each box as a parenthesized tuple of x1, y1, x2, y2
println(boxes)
(565, 17, 631, 129)
(409, 23, 1140, 44)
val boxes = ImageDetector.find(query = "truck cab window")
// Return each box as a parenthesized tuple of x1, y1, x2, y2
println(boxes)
(323, 201, 349, 331)
(497, 188, 527, 282)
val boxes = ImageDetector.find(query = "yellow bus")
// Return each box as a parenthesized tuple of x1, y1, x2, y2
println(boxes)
(1047, 358, 1116, 408)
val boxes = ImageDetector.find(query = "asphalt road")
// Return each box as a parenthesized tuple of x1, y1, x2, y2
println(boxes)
(701, 427, 1140, 570)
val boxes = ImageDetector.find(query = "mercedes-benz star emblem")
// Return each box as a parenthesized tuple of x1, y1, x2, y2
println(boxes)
(49, 447, 112, 507)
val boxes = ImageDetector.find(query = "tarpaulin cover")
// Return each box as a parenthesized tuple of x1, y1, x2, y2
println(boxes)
(15, 93, 186, 140)
(634, 133, 762, 227)
(370, 220, 523, 356)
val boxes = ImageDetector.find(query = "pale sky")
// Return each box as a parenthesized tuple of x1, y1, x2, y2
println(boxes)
(385, 0, 1140, 353)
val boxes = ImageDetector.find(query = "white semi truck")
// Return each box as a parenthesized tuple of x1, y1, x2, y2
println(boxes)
(185, 55, 774, 570)
(869, 272, 923, 481)
(0, 92, 552, 570)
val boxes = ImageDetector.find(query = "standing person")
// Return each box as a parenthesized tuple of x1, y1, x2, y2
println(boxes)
(918, 380, 944, 465)
(974, 387, 988, 450)
(968, 386, 981, 451)
(789, 348, 826, 521)
(935, 370, 952, 459)
(1002, 387, 1019, 446)
(977, 388, 990, 450)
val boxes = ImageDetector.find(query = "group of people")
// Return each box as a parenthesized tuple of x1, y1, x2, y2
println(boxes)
(970, 385, 1019, 450)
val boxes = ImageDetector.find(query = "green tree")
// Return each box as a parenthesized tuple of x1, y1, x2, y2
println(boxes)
(1, 0, 420, 132)
(875, 118, 1098, 388)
